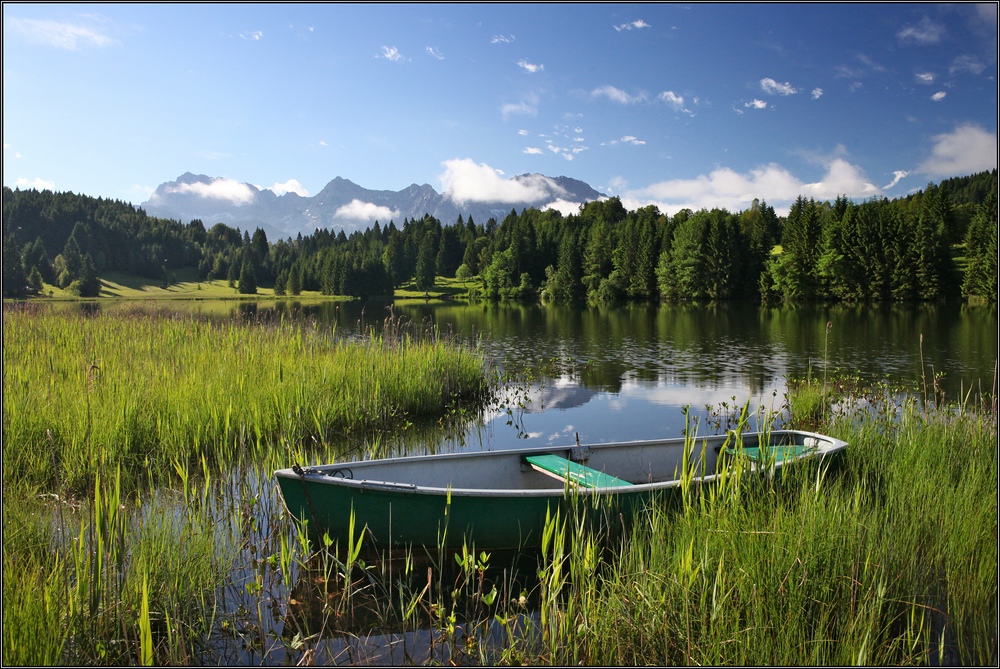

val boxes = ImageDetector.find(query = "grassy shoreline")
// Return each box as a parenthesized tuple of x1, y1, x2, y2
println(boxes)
(2, 306, 996, 665)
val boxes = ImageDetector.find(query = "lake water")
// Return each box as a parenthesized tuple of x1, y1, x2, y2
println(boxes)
(99, 298, 997, 450)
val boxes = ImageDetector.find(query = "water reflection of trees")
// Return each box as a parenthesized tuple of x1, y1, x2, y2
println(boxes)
(54, 298, 996, 399)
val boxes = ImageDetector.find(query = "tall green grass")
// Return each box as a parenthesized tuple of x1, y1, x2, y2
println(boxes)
(2, 303, 489, 666)
(3, 304, 487, 493)
(520, 388, 997, 666)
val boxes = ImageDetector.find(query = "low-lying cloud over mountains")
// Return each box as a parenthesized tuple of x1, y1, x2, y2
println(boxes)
(143, 164, 604, 240)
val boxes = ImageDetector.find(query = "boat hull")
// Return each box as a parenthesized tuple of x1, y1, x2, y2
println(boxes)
(274, 429, 846, 550)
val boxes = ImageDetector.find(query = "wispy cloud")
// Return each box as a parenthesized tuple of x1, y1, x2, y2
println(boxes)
(897, 16, 944, 44)
(8, 17, 117, 50)
(517, 59, 544, 73)
(950, 55, 985, 75)
(426, 46, 444, 60)
(334, 199, 399, 221)
(882, 170, 909, 189)
(14, 177, 56, 191)
(318, 140, 328, 147)
(603, 136, 646, 146)
(517, 129, 529, 136)
(811, 87, 824, 100)
(240, 30, 263, 41)
(659, 90, 693, 115)
(491, 34, 515, 44)
(613, 19, 651, 32)
(380, 45, 403, 61)
(744, 99, 767, 110)
(760, 78, 797, 95)
(523, 147, 544, 155)
(835, 53, 886, 79)
(592, 85, 646, 104)
(916, 124, 998, 178)
(501, 94, 538, 118)
(915, 72, 935, 84)
(931, 91, 947, 101)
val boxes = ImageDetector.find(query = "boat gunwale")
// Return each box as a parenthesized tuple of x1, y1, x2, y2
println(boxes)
(274, 429, 848, 498)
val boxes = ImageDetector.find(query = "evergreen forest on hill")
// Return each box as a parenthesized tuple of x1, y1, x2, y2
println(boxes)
(2, 170, 996, 303)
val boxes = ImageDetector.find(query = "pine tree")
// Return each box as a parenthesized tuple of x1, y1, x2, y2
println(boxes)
(2, 235, 27, 298)
(962, 184, 998, 301)
(238, 261, 257, 294)
(415, 233, 437, 291)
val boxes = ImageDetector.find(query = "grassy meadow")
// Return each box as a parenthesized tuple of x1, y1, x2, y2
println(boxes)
(31, 269, 481, 302)
(2, 302, 996, 666)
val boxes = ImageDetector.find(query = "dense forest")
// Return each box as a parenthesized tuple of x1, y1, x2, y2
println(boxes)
(2, 170, 996, 303)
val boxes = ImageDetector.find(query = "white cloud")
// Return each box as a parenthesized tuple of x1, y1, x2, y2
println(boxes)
(915, 72, 935, 84)
(523, 147, 544, 155)
(380, 45, 403, 61)
(745, 99, 767, 110)
(614, 19, 651, 32)
(799, 159, 881, 200)
(334, 199, 399, 221)
(9, 17, 117, 50)
(811, 87, 824, 99)
(542, 199, 584, 216)
(604, 136, 645, 147)
(167, 178, 256, 205)
(592, 85, 646, 104)
(916, 124, 998, 178)
(269, 179, 309, 197)
(760, 78, 797, 95)
(426, 46, 444, 60)
(659, 90, 693, 114)
(897, 16, 944, 44)
(882, 170, 909, 189)
(517, 129, 529, 136)
(625, 159, 881, 216)
(14, 177, 56, 191)
(319, 140, 328, 147)
(240, 30, 263, 41)
(439, 158, 567, 204)
(950, 55, 985, 75)
(491, 34, 515, 44)
(517, 59, 544, 73)
(931, 91, 947, 101)
(501, 101, 537, 118)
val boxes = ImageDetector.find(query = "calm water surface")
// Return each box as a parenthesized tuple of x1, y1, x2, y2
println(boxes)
(187, 299, 997, 450)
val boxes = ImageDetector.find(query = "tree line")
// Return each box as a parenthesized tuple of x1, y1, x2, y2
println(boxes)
(2, 170, 996, 303)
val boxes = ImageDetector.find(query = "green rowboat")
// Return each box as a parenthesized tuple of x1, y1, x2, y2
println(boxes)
(274, 429, 847, 550)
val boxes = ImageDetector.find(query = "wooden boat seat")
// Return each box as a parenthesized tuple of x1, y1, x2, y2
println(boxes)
(525, 454, 634, 488)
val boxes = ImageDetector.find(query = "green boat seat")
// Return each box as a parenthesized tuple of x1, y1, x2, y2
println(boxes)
(525, 454, 634, 488)
(726, 443, 817, 463)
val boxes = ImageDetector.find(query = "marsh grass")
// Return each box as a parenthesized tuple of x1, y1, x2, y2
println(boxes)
(2, 303, 489, 666)
(3, 303, 487, 493)
(516, 385, 997, 666)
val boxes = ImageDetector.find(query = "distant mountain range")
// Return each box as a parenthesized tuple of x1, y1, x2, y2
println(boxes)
(142, 172, 606, 240)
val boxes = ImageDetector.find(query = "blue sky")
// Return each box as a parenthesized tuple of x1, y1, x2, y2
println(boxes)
(3, 3, 997, 217)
